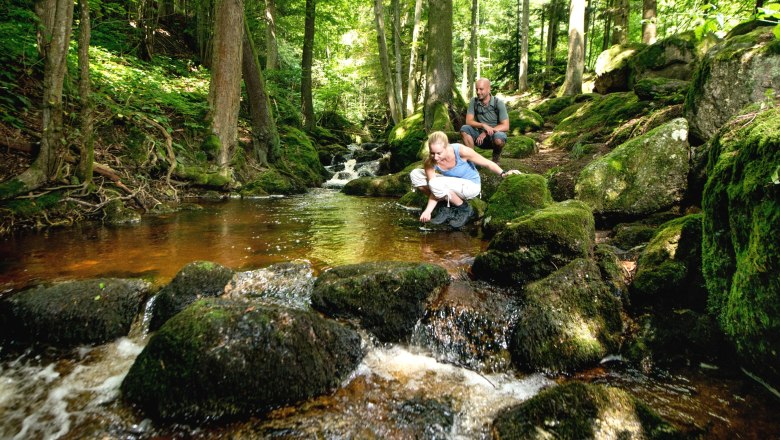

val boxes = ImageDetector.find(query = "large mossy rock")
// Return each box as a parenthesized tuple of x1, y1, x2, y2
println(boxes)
(593, 43, 646, 94)
(630, 35, 699, 85)
(510, 259, 622, 373)
(502, 135, 537, 159)
(388, 112, 427, 172)
(241, 168, 306, 196)
(311, 262, 450, 342)
(575, 118, 690, 223)
(149, 261, 234, 331)
(702, 105, 780, 387)
(685, 25, 780, 142)
(273, 126, 329, 188)
(341, 169, 411, 197)
(0, 278, 149, 347)
(491, 382, 683, 440)
(471, 200, 595, 288)
(122, 298, 363, 421)
(482, 173, 553, 238)
(629, 214, 706, 312)
(530, 95, 577, 119)
(543, 92, 651, 151)
(508, 108, 543, 135)
(633, 78, 690, 104)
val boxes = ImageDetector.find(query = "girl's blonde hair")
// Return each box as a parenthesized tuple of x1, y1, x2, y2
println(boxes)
(422, 131, 450, 167)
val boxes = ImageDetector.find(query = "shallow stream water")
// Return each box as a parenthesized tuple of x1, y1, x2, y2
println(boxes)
(1, 189, 778, 439)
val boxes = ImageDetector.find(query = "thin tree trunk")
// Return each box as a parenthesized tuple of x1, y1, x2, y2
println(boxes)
(518, 0, 529, 91)
(406, 0, 423, 115)
(391, 0, 404, 117)
(424, 0, 453, 131)
(467, 0, 478, 100)
(374, 0, 401, 125)
(642, 0, 657, 44)
(602, 0, 612, 50)
(584, 0, 591, 63)
(242, 17, 277, 167)
(301, 0, 316, 130)
(78, 0, 93, 184)
(197, 0, 215, 66)
(561, 0, 585, 96)
(611, 0, 628, 45)
(540, 7, 545, 66)
(264, 0, 279, 70)
(546, 0, 560, 69)
(208, 0, 244, 175)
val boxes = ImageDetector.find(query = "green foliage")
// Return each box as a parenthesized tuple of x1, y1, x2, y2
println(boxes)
(757, 3, 780, 40)
(0, 6, 37, 128)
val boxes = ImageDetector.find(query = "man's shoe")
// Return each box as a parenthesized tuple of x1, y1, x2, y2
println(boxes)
(430, 204, 453, 225)
(449, 203, 474, 228)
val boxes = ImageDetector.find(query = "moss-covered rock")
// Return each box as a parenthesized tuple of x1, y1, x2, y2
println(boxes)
(508, 108, 543, 135)
(530, 95, 577, 119)
(388, 112, 428, 172)
(502, 135, 537, 159)
(0, 278, 150, 347)
(103, 198, 142, 225)
(341, 169, 410, 197)
(594, 243, 629, 299)
(311, 262, 450, 342)
(605, 104, 684, 149)
(630, 35, 698, 85)
(575, 118, 690, 223)
(241, 168, 306, 196)
(175, 164, 233, 189)
(633, 77, 690, 104)
(685, 25, 780, 143)
(544, 92, 651, 151)
(149, 261, 235, 331)
(510, 259, 622, 373)
(222, 262, 314, 310)
(629, 214, 706, 312)
(482, 173, 553, 237)
(471, 200, 595, 287)
(316, 143, 351, 166)
(701, 105, 780, 387)
(121, 298, 363, 421)
(275, 126, 329, 188)
(593, 43, 647, 94)
(492, 382, 683, 439)
(611, 223, 658, 250)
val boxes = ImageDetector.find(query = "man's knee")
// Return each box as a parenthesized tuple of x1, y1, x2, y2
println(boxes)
(492, 132, 508, 146)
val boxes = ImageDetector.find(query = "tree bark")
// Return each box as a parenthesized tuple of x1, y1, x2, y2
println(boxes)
(374, 0, 402, 125)
(405, 0, 424, 115)
(264, 0, 279, 70)
(207, 0, 244, 175)
(611, 0, 628, 45)
(242, 17, 278, 167)
(561, 0, 585, 96)
(424, 0, 453, 131)
(467, 0, 478, 100)
(391, 0, 404, 117)
(301, 0, 316, 130)
(518, 0, 529, 91)
(642, 0, 657, 44)
(78, 0, 94, 184)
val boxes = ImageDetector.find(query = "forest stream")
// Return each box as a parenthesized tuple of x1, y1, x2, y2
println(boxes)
(1, 189, 779, 439)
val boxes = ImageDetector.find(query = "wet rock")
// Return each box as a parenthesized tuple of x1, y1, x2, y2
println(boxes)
(701, 105, 780, 389)
(575, 118, 690, 224)
(352, 149, 383, 163)
(482, 173, 553, 238)
(594, 244, 629, 300)
(471, 200, 594, 288)
(394, 396, 454, 440)
(222, 262, 314, 310)
(411, 280, 521, 373)
(491, 381, 683, 439)
(149, 261, 234, 331)
(685, 25, 780, 143)
(121, 298, 363, 422)
(510, 258, 622, 374)
(316, 143, 350, 166)
(341, 169, 410, 197)
(0, 278, 150, 347)
(104, 199, 141, 225)
(311, 262, 450, 342)
(629, 214, 706, 312)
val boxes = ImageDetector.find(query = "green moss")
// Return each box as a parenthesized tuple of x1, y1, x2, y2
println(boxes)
(241, 168, 303, 196)
(4, 191, 62, 217)
(201, 134, 221, 159)
(398, 189, 428, 208)
(175, 165, 232, 188)
(530, 95, 576, 118)
(631, 36, 695, 72)
(0, 178, 26, 201)
(274, 126, 328, 188)
(341, 170, 410, 197)
(503, 135, 536, 158)
(508, 108, 543, 135)
(612, 223, 658, 249)
(483, 173, 553, 237)
(388, 112, 428, 172)
(430, 102, 453, 132)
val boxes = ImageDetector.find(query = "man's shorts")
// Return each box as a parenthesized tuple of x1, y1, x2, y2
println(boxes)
(460, 125, 507, 147)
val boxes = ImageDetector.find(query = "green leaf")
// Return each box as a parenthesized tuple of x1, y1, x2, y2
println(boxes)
(774, 23, 780, 41)
(772, 165, 779, 185)
(99, 282, 105, 289)
(94, 295, 101, 301)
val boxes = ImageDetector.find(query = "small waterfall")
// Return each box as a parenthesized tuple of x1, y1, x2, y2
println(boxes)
(323, 144, 384, 188)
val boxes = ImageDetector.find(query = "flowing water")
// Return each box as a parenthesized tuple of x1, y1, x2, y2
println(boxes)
(1, 189, 779, 439)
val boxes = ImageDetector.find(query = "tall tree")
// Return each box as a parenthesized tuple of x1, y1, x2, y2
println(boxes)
(78, 0, 94, 184)
(392, 0, 404, 117)
(137, 0, 160, 61)
(208, 0, 244, 176)
(424, 0, 453, 131)
(611, 0, 629, 45)
(242, 17, 278, 166)
(642, 0, 657, 44)
(301, 0, 316, 130)
(467, 0, 478, 100)
(545, 0, 562, 70)
(197, 0, 216, 66)
(374, 0, 402, 124)
(561, 0, 585, 96)
(518, 0, 529, 91)
(406, 0, 424, 115)
(264, 0, 280, 70)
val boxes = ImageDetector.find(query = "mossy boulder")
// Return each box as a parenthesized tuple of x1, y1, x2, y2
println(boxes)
(103, 198, 142, 225)
(492, 382, 683, 439)
(482, 173, 553, 237)
(575, 118, 690, 223)
(594, 243, 629, 299)
(508, 108, 543, 135)
(502, 135, 537, 159)
(702, 105, 780, 387)
(544, 92, 651, 151)
(471, 200, 595, 287)
(630, 35, 699, 85)
(316, 143, 350, 166)
(121, 298, 363, 421)
(605, 104, 684, 149)
(240, 168, 306, 196)
(341, 169, 410, 197)
(611, 222, 658, 250)
(510, 259, 622, 373)
(149, 261, 235, 331)
(0, 278, 150, 347)
(530, 95, 576, 119)
(593, 43, 646, 94)
(274, 126, 329, 188)
(175, 164, 233, 189)
(633, 77, 690, 104)
(311, 262, 450, 342)
(388, 112, 427, 172)
(685, 25, 780, 143)
(222, 262, 315, 310)
(629, 214, 706, 312)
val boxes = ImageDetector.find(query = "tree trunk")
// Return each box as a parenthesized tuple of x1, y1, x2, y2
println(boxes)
(373, 0, 401, 125)
(242, 17, 278, 167)
(561, 0, 585, 96)
(391, 0, 404, 117)
(137, 0, 160, 61)
(405, 0, 424, 115)
(467, 0, 478, 100)
(78, 0, 94, 184)
(424, 0, 453, 131)
(642, 0, 657, 44)
(264, 0, 279, 70)
(611, 0, 628, 45)
(197, 0, 215, 66)
(518, 0, 529, 91)
(539, 7, 545, 65)
(301, 0, 316, 130)
(207, 0, 244, 175)
(602, 0, 612, 51)
(546, 0, 562, 69)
